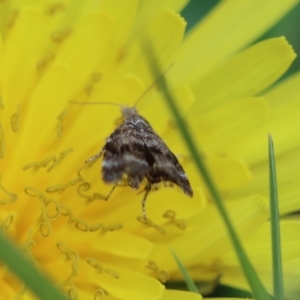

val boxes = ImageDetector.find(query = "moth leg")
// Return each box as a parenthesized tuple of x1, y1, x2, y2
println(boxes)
(141, 184, 151, 220)
(85, 149, 104, 164)
(104, 181, 127, 201)
(104, 183, 117, 201)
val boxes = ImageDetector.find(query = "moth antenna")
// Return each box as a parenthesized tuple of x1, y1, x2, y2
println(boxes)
(133, 63, 174, 108)
(69, 63, 173, 108)
(69, 100, 123, 108)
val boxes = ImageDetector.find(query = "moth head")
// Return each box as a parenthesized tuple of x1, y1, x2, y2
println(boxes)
(121, 107, 138, 119)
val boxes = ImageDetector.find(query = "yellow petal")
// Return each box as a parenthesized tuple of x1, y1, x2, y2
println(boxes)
(233, 145, 300, 214)
(54, 13, 115, 90)
(0, 0, 11, 34)
(122, 9, 186, 85)
(99, 0, 138, 47)
(190, 37, 296, 115)
(221, 256, 300, 299)
(1, 1, 299, 298)
(265, 72, 300, 157)
(220, 220, 300, 297)
(162, 289, 202, 300)
(172, 0, 298, 84)
(279, 257, 300, 300)
(82, 262, 165, 300)
(268, 146, 300, 214)
(6, 63, 73, 170)
(90, 231, 153, 260)
(167, 0, 188, 12)
(132, 0, 187, 35)
(226, 71, 300, 165)
(192, 97, 270, 157)
(0, 34, 4, 83)
(150, 195, 268, 273)
(3, 7, 49, 109)
(223, 220, 300, 265)
(207, 157, 252, 191)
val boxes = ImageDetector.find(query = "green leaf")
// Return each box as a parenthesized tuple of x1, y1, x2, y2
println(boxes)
(268, 134, 285, 299)
(171, 250, 200, 293)
(142, 39, 270, 300)
(0, 232, 68, 300)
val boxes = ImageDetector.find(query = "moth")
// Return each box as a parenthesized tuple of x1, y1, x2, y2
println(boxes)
(73, 72, 193, 219)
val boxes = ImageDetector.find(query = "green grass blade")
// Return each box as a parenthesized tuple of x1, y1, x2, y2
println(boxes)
(0, 232, 68, 300)
(171, 250, 200, 293)
(142, 41, 270, 300)
(268, 134, 284, 299)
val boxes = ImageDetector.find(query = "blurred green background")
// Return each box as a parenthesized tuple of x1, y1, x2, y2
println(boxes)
(171, 0, 300, 298)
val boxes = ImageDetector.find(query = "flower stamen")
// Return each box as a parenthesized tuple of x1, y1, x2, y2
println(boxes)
(87, 257, 120, 279)
(94, 289, 106, 300)
(36, 51, 56, 71)
(0, 174, 18, 204)
(89, 223, 123, 233)
(48, 148, 74, 172)
(23, 148, 73, 172)
(22, 156, 54, 171)
(163, 210, 186, 230)
(136, 216, 166, 234)
(62, 208, 123, 233)
(51, 28, 72, 43)
(58, 205, 76, 224)
(47, 3, 66, 16)
(22, 230, 36, 254)
(56, 109, 68, 138)
(146, 261, 170, 283)
(45, 184, 65, 193)
(7, 9, 18, 30)
(85, 73, 102, 96)
(24, 187, 59, 236)
(45, 199, 61, 219)
(60, 205, 74, 222)
(73, 218, 88, 232)
(59, 205, 112, 233)
(11, 104, 21, 132)
(62, 281, 78, 300)
(57, 242, 79, 280)
(77, 182, 110, 202)
(46, 177, 82, 193)
(39, 218, 51, 237)
(0, 214, 13, 232)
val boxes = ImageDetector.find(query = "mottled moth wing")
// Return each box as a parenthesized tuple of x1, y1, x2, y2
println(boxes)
(102, 108, 193, 197)
(102, 118, 151, 189)
(141, 127, 193, 196)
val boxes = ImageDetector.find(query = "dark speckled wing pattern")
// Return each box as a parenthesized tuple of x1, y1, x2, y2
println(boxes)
(102, 108, 193, 198)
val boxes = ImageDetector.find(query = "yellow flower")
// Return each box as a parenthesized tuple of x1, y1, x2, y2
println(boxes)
(146, 0, 300, 298)
(0, 1, 200, 299)
(0, 1, 299, 300)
